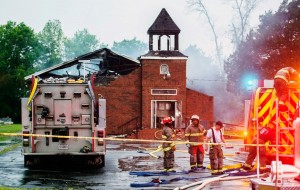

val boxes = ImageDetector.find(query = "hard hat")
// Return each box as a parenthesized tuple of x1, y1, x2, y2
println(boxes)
(162, 116, 173, 125)
(191, 115, 200, 121)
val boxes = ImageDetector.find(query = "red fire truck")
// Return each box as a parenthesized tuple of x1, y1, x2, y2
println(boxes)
(244, 80, 300, 164)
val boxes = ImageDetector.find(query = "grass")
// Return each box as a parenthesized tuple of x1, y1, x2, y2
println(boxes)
(0, 124, 22, 154)
(0, 143, 21, 155)
(0, 124, 22, 141)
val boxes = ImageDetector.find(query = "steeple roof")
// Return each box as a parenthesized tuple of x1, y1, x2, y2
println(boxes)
(147, 8, 180, 35)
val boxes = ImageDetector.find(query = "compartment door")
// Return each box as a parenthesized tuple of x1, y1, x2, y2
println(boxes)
(54, 100, 72, 125)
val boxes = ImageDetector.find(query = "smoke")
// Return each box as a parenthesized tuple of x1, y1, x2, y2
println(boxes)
(183, 45, 244, 125)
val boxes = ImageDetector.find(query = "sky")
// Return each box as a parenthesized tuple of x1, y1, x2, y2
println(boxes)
(0, 0, 283, 56)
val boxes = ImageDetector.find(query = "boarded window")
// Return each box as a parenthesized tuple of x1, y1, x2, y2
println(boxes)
(151, 89, 177, 95)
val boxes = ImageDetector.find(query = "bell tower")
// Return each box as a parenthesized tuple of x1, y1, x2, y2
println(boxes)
(139, 8, 188, 130)
(148, 8, 180, 51)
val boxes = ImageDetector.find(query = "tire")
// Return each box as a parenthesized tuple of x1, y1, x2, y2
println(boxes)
(155, 130, 163, 140)
(101, 155, 105, 167)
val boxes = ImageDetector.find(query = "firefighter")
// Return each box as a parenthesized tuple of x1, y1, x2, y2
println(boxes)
(185, 114, 206, 170)
(242, 121, 276, 173)
(274, 67, 300, 111)
(205, 121, 225, 175)
(161, 116, 176, 172)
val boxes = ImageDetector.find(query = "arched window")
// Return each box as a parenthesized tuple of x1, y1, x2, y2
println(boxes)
(160, 64, 169, 75)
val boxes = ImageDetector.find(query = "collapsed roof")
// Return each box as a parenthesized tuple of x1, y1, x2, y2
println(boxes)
(25, 48, 140, 85)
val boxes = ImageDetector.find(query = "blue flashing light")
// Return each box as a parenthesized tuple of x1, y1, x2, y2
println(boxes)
(247, 80, 253, 86)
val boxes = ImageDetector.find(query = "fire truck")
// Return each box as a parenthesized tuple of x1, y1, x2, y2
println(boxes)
(21, 76, 106, 168)
(244, 80, 300, 164)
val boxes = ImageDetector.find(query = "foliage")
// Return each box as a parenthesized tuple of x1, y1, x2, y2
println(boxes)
(229, 0, 259, 48)
(0, 21, 39, 122)
(111, 37, 147, 59)
(225, 0, 300, 97)
(64, 28, 108, 60)
(37, 20, 65, 70)
(0, 19, 148, 122)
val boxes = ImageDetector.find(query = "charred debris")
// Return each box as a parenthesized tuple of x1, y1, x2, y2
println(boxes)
(25, 48, 140, 85)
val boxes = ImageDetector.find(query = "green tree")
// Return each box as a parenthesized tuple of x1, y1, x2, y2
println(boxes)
(64, 28, 108, 60)
(111, 37, 147, 59)
(225, 0, 300, 97)
(37, 20, 64, 69)
(0, 21, 40, 122)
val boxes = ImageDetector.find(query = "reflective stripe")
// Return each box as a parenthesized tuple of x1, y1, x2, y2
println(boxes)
(191, 143, 203, 146)
(244, 163, 252, 168)
(185, 133, 205, 137)
(163, 143, 175, 152)
(274, 75, 289, 84)
(26, 77, 38, 111)
(251, 87, 296, 156)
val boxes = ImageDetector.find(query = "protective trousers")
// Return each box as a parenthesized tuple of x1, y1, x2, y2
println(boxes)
(245, 138, 266, 169)
(189, 145, 204, 169)
(163, 149, 174, 170)
(209, 145, 223, 174)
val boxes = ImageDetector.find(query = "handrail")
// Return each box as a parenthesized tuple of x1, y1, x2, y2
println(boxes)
(118, 116, 140, 137)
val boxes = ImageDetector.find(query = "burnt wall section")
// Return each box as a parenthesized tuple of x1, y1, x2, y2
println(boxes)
(94, 68, 141, 135)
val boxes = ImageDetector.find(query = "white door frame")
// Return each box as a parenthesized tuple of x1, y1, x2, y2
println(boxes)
(150, 100, 178, 129)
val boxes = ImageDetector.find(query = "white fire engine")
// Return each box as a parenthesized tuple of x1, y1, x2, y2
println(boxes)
(21, 77, 106, 168)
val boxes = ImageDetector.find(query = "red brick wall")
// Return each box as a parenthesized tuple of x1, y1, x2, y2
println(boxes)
(93, 59, 214, 136)
(94, 68, 141, 135)
(186, 88, 214, 127)
(140, 58, 187, 129)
